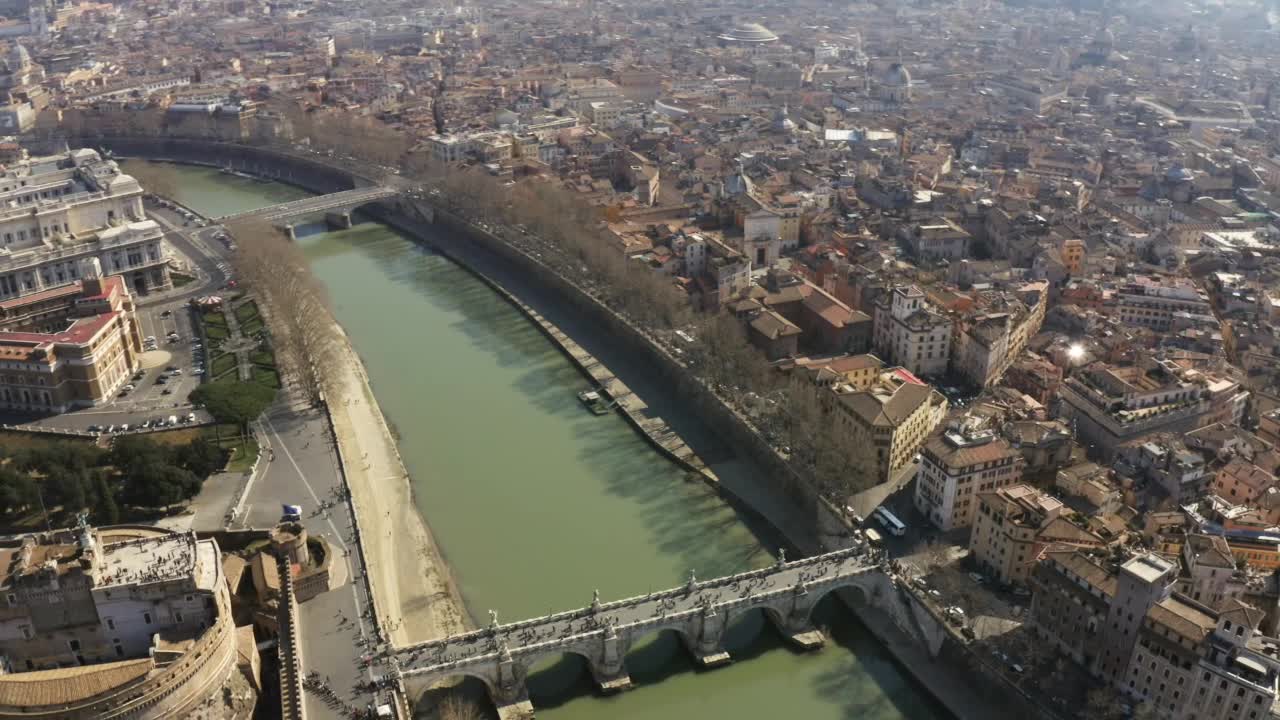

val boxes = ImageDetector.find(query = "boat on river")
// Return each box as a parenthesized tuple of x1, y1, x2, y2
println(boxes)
(577, 389, 611, 415)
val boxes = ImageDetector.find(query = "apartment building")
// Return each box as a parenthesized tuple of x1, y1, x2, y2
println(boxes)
(0, 149, 170, 300)
(953, 284, 1047, 388)
(0, 262, 141, 413)
(831, 367, 948, 484)
(1030, 550, 1280, 720)
(902, 218, 971, 263)
(970, 484, 1105, 586)
(1116, 276, 1213, 332)
(1176, 534, 1247, 611)
(872, 285, 952, 377)
(914, 418, 1025, 531)
(1058, 356, 1214, 460)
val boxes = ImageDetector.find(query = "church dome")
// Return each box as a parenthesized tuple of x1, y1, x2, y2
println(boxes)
(882, 63, 911, 86)
(718, 22, 779, 44)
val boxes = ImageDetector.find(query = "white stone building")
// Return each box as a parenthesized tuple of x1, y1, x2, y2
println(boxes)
(0, 523, 256, 719)
(872, 285, 952, 377)
(915, 418, 1025, 531)
(0, 149, 170, 299)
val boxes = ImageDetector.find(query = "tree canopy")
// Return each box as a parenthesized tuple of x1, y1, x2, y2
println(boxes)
(189, 380, 277, 431)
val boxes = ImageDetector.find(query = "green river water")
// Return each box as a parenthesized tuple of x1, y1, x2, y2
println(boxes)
(138, 162, 945, 720)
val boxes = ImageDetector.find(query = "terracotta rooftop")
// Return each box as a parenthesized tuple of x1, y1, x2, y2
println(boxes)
(1149, 596, 1216, 643)
(923, 433, 1019, 470)
(0, 657, 153, 707)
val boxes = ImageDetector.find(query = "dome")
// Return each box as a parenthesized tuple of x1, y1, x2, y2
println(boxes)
(718, 22, 779, 44)
(882, 63, 911, 86)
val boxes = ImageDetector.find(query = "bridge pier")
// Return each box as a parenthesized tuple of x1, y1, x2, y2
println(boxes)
(682, 605, 732, 668)
(591, 622, 633, 692)
(325, 211, 353, 230)
(774, 584, 825, 651)
(493, 645, 534, 719)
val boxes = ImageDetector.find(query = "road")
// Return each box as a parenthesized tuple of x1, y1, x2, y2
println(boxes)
(253, 398, 392, 718)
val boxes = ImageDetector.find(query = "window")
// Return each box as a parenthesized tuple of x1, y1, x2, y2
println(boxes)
(106, 618, 115, 630)
(143, 612, 152, 625)
(68, 639, 80, 652)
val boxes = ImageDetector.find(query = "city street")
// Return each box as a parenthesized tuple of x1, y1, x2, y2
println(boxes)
(253, 399, 390, 720)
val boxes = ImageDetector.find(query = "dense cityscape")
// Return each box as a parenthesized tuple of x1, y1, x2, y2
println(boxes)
(0, 0, 1279, 719)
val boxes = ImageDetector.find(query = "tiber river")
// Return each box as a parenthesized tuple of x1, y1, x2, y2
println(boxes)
(140, 161, 947, 720)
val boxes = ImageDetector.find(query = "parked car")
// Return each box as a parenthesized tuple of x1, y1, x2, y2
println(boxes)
(161, 388, 173, 395)
(968, 572, 986, 584)
(186, 413, 197, 423)
(160, 310, 172, 318)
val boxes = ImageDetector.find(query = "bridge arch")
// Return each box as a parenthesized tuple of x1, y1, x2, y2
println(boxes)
(519, 646, 596, 678)
(521, 648, 597, 702)
(403, 668, 500, 705)
(802, 577, 876, 624)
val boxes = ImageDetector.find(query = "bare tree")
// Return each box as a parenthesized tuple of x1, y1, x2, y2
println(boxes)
(225, 217, 345, 407)
(437, 695, 485, 720)
(125, 160, 182, 200)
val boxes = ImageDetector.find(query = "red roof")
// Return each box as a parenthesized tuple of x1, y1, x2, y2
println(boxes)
(0, 284, 81, 311)
(892, 368, 926, 386)
(0, 311, 118, 348)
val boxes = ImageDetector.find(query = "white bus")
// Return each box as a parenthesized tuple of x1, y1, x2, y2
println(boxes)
(874, 507, 907, 537)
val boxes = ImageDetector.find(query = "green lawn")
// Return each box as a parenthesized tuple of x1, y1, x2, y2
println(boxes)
(204, 324, 229, 341)
(235, 301, 260, 324)
(171, 273, 195, 288)
(241, 318, 264, 336)
(225, 438, 259, 473)
(252, 367, 281, 389)
(211, 353, 237, 378)
(250, 349, 274, 366)
(202, 310, 228, 327)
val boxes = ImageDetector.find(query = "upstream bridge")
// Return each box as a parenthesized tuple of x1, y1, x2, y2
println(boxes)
(391, 546, 892, 718)
(215, 185, 399, 233)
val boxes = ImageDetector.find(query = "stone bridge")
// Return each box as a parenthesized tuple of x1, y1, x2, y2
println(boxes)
(216, 185, 399, 234)
(392, 546, 891, 718)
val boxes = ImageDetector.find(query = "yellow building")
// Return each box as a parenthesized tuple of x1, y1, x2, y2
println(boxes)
(832, 368, 948, 484)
